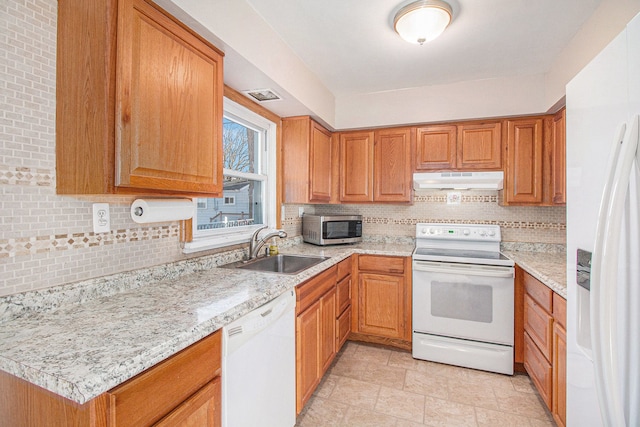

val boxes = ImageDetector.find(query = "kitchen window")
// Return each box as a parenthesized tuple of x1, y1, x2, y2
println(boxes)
(182, 97, 277, 253)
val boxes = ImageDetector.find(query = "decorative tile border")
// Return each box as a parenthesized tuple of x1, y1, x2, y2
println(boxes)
(0, 226, 180, 258)
(363, 217, 565, 230)
(0, 166, 54, 187)
(414, 194, 498, 203)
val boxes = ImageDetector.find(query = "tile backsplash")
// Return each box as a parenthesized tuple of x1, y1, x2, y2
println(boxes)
(1, 0, 565, 297)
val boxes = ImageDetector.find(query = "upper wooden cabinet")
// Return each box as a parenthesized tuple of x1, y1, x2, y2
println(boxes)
(339, 131, 375, 202)
(415, 125, 457, 170)
(282, 116, 333, 203)
(415, 122, 501, 171)
(457, 121, 503, 169)
(502, 118, 544, 204)
(551, 109, 566, 205)
(339, 128, 412, 203)
(56, 0, 224, 196)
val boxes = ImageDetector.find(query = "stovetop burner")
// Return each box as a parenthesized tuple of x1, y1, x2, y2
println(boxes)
(413, 223, 514, 267)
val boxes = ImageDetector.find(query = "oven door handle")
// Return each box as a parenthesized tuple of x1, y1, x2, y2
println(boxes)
(413, 261, 514, 278)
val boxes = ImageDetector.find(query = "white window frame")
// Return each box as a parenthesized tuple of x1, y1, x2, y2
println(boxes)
(182, 97, 277, 253)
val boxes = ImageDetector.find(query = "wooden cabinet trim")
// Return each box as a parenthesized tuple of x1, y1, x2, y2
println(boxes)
(524, 332, 552, 409)
(553, 293, 567, 329)
(552, 322, 567, 427)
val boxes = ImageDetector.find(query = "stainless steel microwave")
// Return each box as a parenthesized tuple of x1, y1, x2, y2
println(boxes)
(302, 215, 362, 246)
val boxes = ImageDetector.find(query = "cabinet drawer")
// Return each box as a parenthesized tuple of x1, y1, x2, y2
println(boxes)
(336, 275, 351, 316)
(337, 257, 352, 282)
(358, 255, 405, 274)
(336, 306, 352, 351)
(108, 330, 221, 427)
(154, 377, 220, 427)
(524, 332, 552, 409)
(296, 266, 337, 314)
(553, 293, 567, 330)
(524, 293, 553, 360)
(523, 272, 553, 312)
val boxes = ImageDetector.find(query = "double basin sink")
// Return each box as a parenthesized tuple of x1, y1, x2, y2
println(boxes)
(223, 254, 329, 275)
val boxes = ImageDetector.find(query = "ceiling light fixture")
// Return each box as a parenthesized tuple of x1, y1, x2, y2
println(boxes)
(393, 0, 453, 45)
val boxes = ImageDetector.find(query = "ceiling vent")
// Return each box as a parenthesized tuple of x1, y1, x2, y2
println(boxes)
(243, 88, 282, 102)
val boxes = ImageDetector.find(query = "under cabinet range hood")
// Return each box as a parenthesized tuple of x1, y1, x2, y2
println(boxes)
(413, 171, 504, 190)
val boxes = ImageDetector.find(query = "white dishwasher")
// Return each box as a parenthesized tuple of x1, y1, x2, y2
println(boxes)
(222, 289, 296, 427)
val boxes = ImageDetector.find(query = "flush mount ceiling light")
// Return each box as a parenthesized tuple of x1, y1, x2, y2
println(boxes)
(393, 0, 453, 45)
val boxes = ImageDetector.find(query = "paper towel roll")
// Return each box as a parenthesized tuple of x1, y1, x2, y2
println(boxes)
(130, 199, 195, 224)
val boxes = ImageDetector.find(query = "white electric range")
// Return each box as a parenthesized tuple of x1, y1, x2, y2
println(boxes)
(412, 223, 515, 375)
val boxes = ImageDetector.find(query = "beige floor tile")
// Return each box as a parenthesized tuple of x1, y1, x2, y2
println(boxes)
(395, 421, 427, 427)
(422, 361, 472, 380)
(447, 379, 499, 411)
(295, 396, 349, 427)
(340, 406, 399, 426)
(350, 363, 408, 390)
(511, 373, 538, 394)
(404, 369, 449, 399)
(329, 376, 381, 410)
(475, 407, 532, 427)
(315, 374, 339, 398)
(353, 342, 393, 365)
(329, 355, 368, 377)
(466, 368, 516, 392)
(388, 350, 431, 372)
(375, 386, 426, 423)
(493, 386, 553, 420)
(529, 417, 557, 427)
(422, 396, 478, 427)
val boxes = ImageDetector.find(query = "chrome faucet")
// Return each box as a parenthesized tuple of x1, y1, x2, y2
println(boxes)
(248, 227, 287, 260)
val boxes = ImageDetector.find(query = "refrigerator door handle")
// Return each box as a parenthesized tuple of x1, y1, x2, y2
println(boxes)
(591, 114, 639, 427)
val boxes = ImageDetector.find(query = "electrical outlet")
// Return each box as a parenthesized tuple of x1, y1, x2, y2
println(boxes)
(298, 207, 304, 217)
(446, 191, 462, 205)
(92, 203, 110, 233)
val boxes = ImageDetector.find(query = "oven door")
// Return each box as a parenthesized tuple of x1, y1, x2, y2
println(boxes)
(412, 260, 515, 345)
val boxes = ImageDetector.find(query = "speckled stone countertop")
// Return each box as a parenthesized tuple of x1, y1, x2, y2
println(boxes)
(502, 244, 567, 298)
(0, 240, 414, 405)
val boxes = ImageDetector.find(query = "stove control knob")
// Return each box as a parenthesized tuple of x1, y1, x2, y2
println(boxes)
(488, 229, 496, 237)
(479, 229, 487, 237)
(420, 228, 428, 235)
(462, 229, 470, 236)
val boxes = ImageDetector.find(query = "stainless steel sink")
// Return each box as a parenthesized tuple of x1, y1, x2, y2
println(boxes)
(223, 254, 329, 275)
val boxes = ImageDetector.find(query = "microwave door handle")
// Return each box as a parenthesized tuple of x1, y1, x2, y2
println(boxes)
(413, 261, 514, 278)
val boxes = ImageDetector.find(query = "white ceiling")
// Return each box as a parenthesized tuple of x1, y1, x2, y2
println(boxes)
(244, 0, 602, 98)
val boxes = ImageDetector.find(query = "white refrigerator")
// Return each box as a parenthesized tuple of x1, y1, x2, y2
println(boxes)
(566, 11, 640, 427)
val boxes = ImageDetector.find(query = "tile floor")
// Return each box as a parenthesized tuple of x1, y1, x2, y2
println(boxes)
(295, 341, 555, 427)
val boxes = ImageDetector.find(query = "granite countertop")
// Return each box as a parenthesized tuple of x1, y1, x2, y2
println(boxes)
(503, 250, 567, 298)
(0, 241, 414, 405)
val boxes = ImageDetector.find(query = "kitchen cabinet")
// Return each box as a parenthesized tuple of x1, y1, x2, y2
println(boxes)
(351, 255, 412, 349)
(502, 118, 544, 204)
(338, 128, 412, 203)
(295, 266, 337, 414)
(374, 127, 414, 202)
(457, 121, 503, 169)
(282, 116, 334, 203)
(551, 108, 567, 205)
(335, 257, 353, 351)
(517, 267, 566, 416)
(56, 0, 224, 196)
(415, 125, 457, 170)
(0, 330, 222, 427)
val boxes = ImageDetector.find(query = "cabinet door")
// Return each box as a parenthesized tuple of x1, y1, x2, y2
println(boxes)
(552, 323, 567, 427)
(358, 273, 405, 339)
(320, 287, 336, 374)
(296, 299, 321, 414)
(504, 118, 544, 204)
(457, 122, 502, 169)
(415, 125, 457, 170)
(551, 109, 566, 205)
(309, 121, 333, 202)
(374, 128, 413, 202)
(116, 0, 223, 194)
(154, 377, 220, 427)
(524, 293, 553, 360)
(339, 131, 375, 202)
(524, 332, 552, 409)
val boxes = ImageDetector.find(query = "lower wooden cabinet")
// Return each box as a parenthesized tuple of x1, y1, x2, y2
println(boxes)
(517, 266, 566, 423)
(335, 258, 353, 352)
(0, 330, 222, 427)
(295, 266, 338, 414)
(351, 255, 411, 349)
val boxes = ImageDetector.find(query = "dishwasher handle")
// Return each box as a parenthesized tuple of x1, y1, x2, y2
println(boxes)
(413, 260, 514, 278)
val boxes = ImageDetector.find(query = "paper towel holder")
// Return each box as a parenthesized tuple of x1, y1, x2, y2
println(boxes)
(130, 198, 195, 224)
